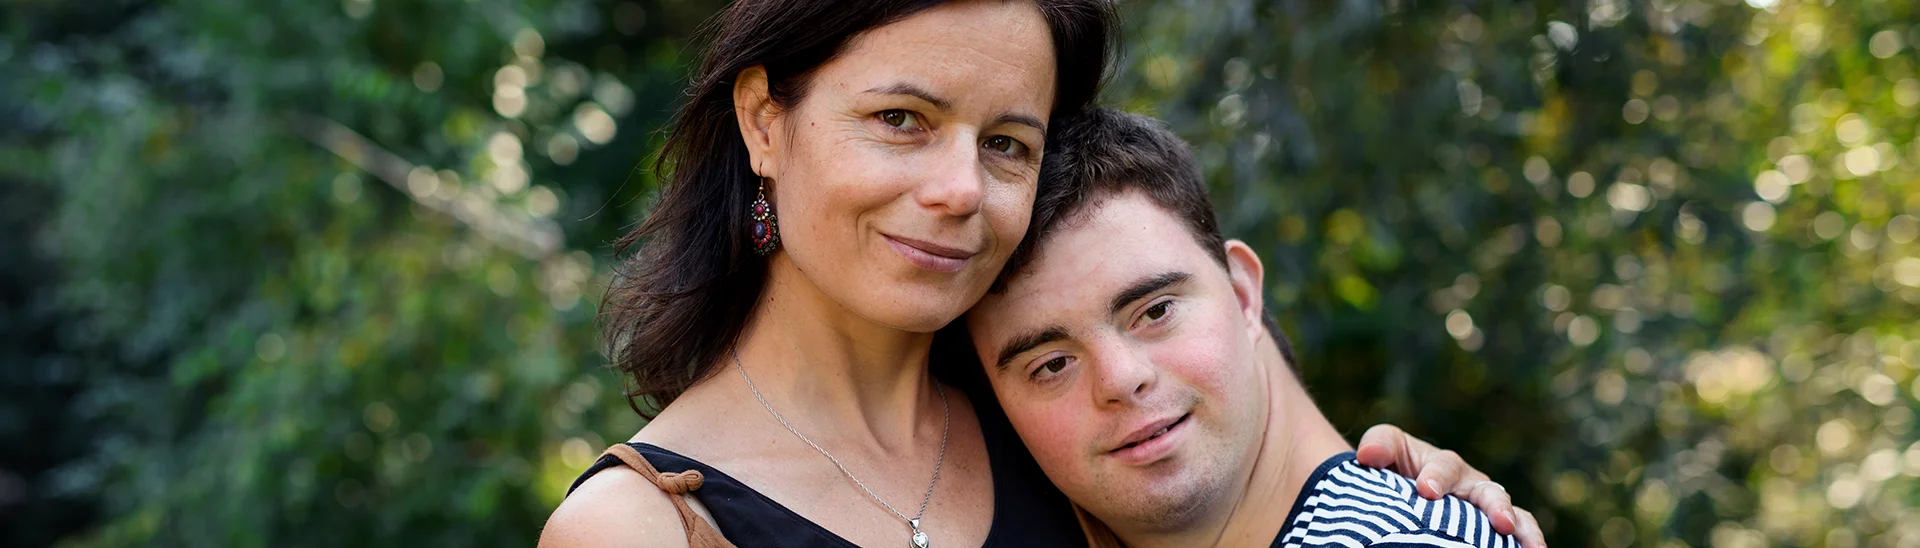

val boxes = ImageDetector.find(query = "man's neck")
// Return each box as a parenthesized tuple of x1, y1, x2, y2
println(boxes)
(1218, 334, 1353, 546)
(1125, 334, 1351, 548)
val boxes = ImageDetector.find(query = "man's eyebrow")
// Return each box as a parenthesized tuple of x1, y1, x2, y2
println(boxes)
(864, 83, 951, 112)
(994, 326, 1069, 371)
(1109, 272, 1191, 316)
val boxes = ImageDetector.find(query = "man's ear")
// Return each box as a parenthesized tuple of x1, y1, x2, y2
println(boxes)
(733, 66, 781, 179)
(1223, 240, 1267, 343)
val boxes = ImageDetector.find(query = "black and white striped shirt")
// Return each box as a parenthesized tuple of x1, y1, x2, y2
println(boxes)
(1272, 453, 1518, 548)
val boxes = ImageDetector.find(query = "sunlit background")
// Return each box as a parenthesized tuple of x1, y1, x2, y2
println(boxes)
(3, 0, 1917, 545)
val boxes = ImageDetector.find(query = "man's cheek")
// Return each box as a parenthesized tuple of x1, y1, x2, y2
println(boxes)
(1159, 340, 1236, 395)
(1008, 403, 1090, 473)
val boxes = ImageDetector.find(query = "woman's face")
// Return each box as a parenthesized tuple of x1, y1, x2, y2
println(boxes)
(742, 0, 1057, 332)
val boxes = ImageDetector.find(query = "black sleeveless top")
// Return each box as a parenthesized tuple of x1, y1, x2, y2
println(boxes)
(566, 399, 1087, 547)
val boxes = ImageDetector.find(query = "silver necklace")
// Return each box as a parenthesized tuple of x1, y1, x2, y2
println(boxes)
(732, 350, 949, 548)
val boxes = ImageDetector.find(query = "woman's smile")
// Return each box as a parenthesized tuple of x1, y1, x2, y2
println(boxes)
(883, 233, 981, 273)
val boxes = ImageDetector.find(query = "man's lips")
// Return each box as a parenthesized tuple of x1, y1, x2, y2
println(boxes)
(883, 234, 979, 272)
(1110, 413, 1191, 453)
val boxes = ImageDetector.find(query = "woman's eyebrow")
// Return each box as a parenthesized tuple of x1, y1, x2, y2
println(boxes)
(864, 83, 1044, 133)
(991, 112, 1047, 133)
(864, 82, 951, 112)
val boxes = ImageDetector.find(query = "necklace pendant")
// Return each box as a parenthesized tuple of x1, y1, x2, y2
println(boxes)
(909, 518, 930, 548)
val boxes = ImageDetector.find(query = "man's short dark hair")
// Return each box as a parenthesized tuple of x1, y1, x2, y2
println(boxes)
(999, 108, 1225, 285)
(997, 107, 1297, 367)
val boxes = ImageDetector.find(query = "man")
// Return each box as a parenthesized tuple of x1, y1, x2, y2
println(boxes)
(963, 108, 1535, 547)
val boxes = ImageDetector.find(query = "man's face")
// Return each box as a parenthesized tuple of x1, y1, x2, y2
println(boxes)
(965, 191, 1271, 531)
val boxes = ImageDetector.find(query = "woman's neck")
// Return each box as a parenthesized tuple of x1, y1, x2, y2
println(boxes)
(728, 255, 945, 452)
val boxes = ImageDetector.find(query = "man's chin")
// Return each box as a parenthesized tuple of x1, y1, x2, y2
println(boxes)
(1075, 465, 1221, 530)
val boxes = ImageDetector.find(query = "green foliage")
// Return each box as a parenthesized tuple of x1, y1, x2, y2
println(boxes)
(1115, 0, 1920, 544)
(1, 0, 683, 544)
(2, 0, 1916, 546)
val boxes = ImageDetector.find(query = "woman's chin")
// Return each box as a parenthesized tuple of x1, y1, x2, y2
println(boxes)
(874, 302, 970, 333)
(846, 291, 974, 333)
(788, 259, 993, 333)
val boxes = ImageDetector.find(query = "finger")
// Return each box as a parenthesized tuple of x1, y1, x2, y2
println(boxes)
(1447, 469, 1494, 499)
(1355, 424, 1414, 472)
(1511, 507, 1547, 548)
(1464, 481, 1517, 535)
(1413, 450, 1465, 500)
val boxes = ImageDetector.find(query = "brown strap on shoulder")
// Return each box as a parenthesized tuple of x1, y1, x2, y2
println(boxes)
(602, 445, 736, 548)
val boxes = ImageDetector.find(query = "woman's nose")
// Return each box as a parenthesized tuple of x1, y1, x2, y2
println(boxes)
(913, 137, 988, 217)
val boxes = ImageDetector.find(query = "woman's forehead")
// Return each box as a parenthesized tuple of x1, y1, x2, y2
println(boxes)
(822, 0, 1057, 111)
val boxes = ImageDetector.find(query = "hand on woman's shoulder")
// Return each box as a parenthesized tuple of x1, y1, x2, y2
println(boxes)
(538, 465, 693, 548)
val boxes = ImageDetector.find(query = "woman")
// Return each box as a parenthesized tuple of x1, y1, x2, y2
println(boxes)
(542, 0, 1544, 546)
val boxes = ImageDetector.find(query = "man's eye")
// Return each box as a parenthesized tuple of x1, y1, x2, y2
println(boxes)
(1143, 300, 1172, 321)
(1032, 356, 1070, 381)
(879, 110, 919, 129)
(1041, 357, 1069, 374)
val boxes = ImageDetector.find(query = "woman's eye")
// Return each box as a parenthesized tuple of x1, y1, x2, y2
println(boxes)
(879, 110, 918, 129)
(1143, 300, 1172, 322)
(983, 135, 1024, 155)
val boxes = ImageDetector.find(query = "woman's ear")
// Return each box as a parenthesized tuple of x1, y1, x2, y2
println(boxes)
(1223, 240, 1267, 343)
(733, 66, 780, 179)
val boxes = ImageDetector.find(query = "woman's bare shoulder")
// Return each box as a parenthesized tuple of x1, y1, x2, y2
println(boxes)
(538, 465, 691, 548)
(627, 392, 741, 454)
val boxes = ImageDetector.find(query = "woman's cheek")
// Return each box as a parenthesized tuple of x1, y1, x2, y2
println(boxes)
(985, 182, 1036, 252)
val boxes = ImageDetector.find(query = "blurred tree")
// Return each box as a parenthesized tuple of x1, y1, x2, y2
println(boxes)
(1112, 0, 1920, 545)
(1, 0, 708, 544)
(0, 169, 96, 547)
(2, 0, 1916, 546)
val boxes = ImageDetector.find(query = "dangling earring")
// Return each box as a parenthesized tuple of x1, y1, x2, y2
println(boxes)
(749, 178, 780, 255)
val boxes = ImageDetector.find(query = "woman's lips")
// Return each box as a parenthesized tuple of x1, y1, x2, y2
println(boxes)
(883, 234, 977, 273)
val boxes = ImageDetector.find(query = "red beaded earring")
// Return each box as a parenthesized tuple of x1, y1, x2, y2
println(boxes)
(749, 178, 780, 255)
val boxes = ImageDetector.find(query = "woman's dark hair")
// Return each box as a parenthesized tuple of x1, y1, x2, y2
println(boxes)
(603, 0, 1117, 418)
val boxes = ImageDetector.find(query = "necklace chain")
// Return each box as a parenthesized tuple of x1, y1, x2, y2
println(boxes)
(731, 350, 950, 528)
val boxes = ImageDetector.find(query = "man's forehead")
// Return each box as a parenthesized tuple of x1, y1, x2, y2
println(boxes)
(979, 193, 1196, 319)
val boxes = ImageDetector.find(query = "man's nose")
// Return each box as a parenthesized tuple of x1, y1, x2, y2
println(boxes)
(1089, 339, 1157, 407)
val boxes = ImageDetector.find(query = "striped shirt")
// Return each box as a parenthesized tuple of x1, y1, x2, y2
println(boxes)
(1273, 452, 1518, 548)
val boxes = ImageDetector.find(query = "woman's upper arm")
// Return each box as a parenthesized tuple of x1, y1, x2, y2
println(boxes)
(539, 467, 694, 548)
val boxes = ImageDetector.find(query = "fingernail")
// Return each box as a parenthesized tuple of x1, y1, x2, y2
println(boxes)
(1504, 509, 1516, 526)
(1423, 479, 1440, 496)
